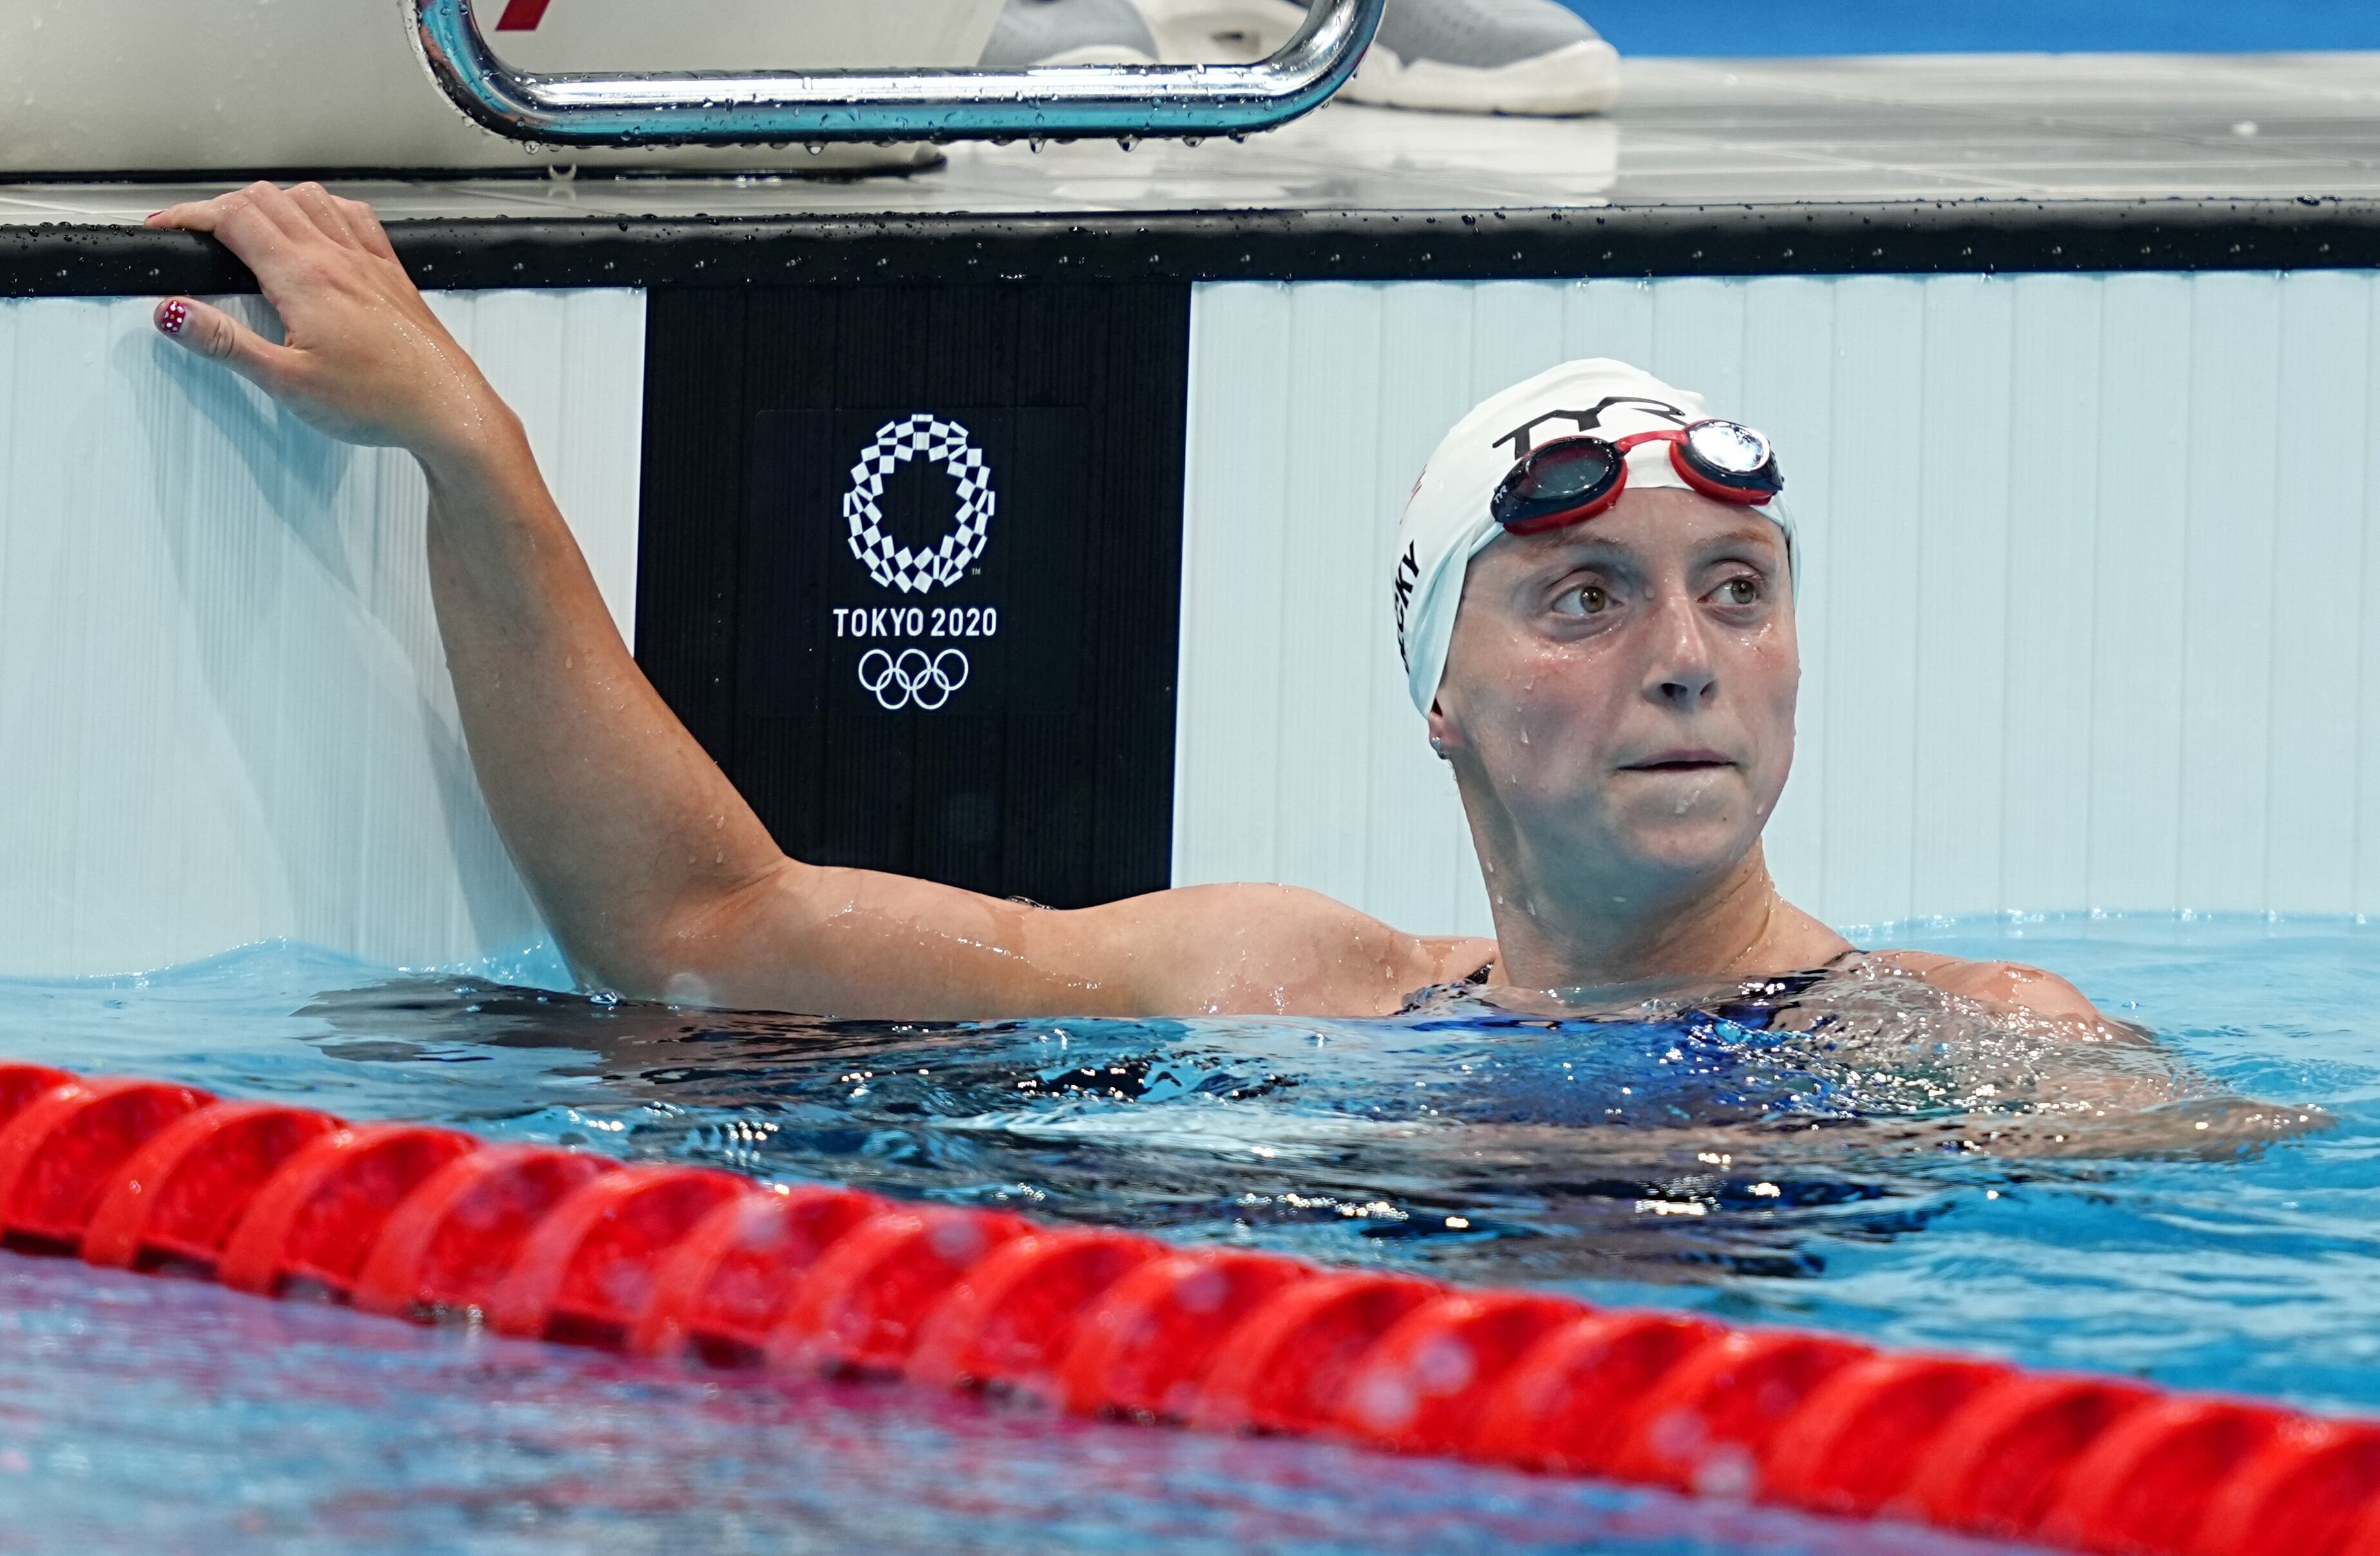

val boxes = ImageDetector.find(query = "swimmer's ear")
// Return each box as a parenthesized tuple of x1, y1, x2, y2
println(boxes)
(152, 296, 299, 393)
(1424, 701, 1461, 761)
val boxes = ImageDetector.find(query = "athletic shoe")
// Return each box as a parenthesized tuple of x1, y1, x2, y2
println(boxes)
(1131, 0, 1618, 115)
(979, 0, 1161, 67)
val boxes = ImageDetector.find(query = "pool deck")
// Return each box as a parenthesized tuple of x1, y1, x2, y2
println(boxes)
(4, 53, 2379, 289)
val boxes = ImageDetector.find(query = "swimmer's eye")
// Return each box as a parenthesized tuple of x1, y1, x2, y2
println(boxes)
(1712, 576, 1762, 607)
(1553, 583, 1612, 617)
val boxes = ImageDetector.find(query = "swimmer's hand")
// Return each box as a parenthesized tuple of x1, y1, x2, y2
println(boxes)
(146, 182, 509, 466)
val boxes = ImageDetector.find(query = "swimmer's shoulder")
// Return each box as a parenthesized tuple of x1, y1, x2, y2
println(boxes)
(1418, 935, 1501, 985)
(1866, 949, 2110, 1027)
(1080, 882, 1493, 1017)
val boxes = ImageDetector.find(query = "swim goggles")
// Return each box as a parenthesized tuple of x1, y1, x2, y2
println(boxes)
(1489, 419, 1783, 536)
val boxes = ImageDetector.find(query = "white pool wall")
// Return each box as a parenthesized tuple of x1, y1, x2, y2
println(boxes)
(0, 289, 643, 978)
(1175, 272, 2380, 935)
(6, 269, 2371, 980)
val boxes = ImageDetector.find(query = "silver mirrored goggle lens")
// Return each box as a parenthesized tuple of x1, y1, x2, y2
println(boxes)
(1684, 419, 1773, 477)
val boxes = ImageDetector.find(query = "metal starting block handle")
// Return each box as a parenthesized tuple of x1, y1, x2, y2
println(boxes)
(407, 0, 1386, 146)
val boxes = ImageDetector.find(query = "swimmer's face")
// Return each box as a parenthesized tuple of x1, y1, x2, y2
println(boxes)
(1431, 487, 1797, 898)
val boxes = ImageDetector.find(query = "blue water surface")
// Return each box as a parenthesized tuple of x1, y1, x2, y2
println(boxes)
(0, 913, 2369, 1553)
(1572, 0, 2380, 56)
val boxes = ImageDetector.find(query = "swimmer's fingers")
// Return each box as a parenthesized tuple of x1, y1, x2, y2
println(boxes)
(284, 182, 363, 246)
(334, 195, 400, 264)
(147, 180, 310, 250)
(328, 194, 402, 266)
(151, 182, 402, 289)
(151, 297, 301, 392)
(148, 182, 359, 303)
(283, 182, 399, 261)
(145, 190, 247, 236)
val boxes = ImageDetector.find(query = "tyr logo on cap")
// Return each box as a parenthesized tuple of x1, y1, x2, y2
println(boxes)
(1494, 395, 1690, 459)
(1392, 541, 1421, 668)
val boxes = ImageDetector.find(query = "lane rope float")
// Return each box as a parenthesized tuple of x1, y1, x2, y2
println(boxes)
(0, 1061, 2372, 1555)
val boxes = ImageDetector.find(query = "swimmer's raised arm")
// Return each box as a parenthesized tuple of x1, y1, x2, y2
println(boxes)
(147, 184, 1471, 1018)
(147, 185, 2146, 1030)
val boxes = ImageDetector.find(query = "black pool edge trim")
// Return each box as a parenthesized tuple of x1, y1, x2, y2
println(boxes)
(5, 197, 2379, 295)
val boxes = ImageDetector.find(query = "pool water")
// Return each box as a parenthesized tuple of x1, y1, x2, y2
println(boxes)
(0, 913, 2370, 1552)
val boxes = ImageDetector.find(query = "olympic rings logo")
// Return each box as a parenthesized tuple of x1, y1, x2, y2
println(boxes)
(857, 647, 971, 712)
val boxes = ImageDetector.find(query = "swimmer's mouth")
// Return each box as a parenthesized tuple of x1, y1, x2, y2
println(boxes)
(1621, 750, 1733, 772)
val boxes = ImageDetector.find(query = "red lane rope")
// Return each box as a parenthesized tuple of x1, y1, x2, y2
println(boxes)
(1, 1061, 2372, 1553)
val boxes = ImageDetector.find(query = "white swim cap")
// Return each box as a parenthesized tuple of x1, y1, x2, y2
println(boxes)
(1390, 359, 1797, 716)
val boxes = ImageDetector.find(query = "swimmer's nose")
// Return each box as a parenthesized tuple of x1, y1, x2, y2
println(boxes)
(1646, 590, 1719, 712)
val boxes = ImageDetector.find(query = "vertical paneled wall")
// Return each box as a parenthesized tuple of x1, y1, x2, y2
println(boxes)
(1175, 272, 2380, 933)
(636, 285, 1187, 914)
(0, 289, 644, 976)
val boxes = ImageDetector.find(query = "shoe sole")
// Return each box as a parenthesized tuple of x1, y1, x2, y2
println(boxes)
(1348, 37, 1618, 115)
(1126, 0, 1618, 116)
(1130, 0, 1308, 64)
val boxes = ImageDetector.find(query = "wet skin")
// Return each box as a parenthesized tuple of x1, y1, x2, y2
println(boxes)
(144, 181, 2104, 1032)
(1430, 492, 1822, 991)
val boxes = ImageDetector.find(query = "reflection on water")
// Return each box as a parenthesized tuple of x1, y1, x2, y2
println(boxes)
(0, 914, 2370, 1550)
(0, 1249, 2006, 1555)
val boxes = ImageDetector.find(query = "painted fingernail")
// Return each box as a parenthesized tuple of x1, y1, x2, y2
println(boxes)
(156, 299, 190, 336)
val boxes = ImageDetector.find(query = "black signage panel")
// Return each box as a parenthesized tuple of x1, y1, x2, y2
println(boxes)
(637, 283, 1187, 909)
(742, 406, 1090, 720)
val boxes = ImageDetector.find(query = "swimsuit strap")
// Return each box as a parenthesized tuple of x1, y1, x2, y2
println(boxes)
(1422, 946, 1851, 1014)
(1712, 952, 1859, 1030)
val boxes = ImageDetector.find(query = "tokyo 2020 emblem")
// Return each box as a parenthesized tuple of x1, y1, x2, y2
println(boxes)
(838, 414, 997, 711)
(843, 414, 996, 595)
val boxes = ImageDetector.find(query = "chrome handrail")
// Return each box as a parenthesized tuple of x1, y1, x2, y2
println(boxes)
(408, 0, 1386, 146)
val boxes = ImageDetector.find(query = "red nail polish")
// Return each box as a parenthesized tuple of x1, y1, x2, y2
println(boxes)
(157, 299, 190, 336)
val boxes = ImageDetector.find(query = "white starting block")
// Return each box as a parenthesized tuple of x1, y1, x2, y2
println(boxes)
(0, 0, 1005, 175)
